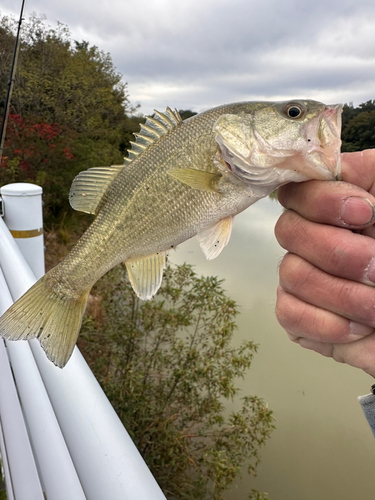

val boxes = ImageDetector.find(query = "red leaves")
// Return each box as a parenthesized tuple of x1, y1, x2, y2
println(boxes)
(28, 122, 60, 141)
(1, 114, 76, 176)
(63, 146, 75, 160)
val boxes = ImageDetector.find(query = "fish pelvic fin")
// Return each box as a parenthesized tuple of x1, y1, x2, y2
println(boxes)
(0, 274, 90, 368)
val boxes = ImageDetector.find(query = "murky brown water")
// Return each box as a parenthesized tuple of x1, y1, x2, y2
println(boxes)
(171, 198, 374, 500)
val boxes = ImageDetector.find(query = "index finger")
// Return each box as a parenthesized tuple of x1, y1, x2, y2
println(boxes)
(341, 149, 375, 192)
(278, 150, 375, 230)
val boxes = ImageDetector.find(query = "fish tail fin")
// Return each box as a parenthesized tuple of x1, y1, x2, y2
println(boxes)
(0, 272, 90, 368)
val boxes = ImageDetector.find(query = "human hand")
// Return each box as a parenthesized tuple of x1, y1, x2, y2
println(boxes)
(275, 150, 375, 377)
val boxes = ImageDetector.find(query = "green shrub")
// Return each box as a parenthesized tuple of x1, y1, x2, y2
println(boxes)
(80, 263, 274, 500)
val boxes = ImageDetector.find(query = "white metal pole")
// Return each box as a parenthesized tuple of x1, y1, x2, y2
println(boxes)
(0, 183, 167, 500)
(0, 269, 44, 500)
(32, 346, 167, 500)
(0, 218, 86, 500)
(0, 420, 15, 500)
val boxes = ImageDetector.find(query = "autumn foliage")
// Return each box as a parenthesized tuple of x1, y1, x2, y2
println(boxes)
(0, 13, 142, 220)
(1, 114, 77, 211)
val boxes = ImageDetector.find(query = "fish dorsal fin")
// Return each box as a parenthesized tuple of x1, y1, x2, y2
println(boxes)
(70, 108, 183, 214)
(197, 216, 234, 260)
(124, 107, 183, 165)
(69, 165, 124, 214)
(126, 252, 168, 300)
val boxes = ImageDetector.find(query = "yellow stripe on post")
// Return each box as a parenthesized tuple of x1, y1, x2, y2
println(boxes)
(9, 228, 43, 239)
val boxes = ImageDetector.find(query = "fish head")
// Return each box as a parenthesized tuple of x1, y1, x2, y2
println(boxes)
(214, 99, 342, 191)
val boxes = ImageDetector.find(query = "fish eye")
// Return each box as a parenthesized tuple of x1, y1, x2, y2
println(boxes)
(288, 107, 301, 118)
(283, 102, 305, 120)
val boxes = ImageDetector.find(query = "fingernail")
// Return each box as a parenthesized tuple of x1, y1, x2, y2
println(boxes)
(339, 197, 375, 226)
(349, 321, 374, 338)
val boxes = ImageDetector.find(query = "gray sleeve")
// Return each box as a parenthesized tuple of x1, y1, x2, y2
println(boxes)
(358, 392, 375, 438)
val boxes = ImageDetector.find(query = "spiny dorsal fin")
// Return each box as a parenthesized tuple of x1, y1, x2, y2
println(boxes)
(125, 252, 168, 300)
(69, 165, 123, 214)
(123, 107, 182, 165)
(70, 108, 183, 214)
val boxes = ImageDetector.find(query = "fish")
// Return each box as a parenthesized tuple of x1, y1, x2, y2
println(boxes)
(0, 100, 342, 368)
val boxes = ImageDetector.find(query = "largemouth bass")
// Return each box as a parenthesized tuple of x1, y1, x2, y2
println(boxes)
(0, 100, 342, 367)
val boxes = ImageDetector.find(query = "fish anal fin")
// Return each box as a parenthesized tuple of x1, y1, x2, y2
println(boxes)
(197, 216, 234, 260)
(69, 165, 124, 214)
(168, 168, 222, 193)
(126, 252, 168, 300)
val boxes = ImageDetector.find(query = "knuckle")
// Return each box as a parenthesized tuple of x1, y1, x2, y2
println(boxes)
(274, 211, 304, 249)
(279, 254, 315, 295)
(277, 183, 296, 208)
(325, 234, 358, 276)
(275, 289, 295, 331)
(275, 287, 308, 334)
(336, 283, 375, 328)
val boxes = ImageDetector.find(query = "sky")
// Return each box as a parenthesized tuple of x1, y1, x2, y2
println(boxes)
(1, 0, 375, 116)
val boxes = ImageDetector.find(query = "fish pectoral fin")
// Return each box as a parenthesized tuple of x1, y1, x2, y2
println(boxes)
(197, 216, 234, 260)
(126, 252, 168, 300)
(168, 168, 222, 193)
(69, 165, 124, 214)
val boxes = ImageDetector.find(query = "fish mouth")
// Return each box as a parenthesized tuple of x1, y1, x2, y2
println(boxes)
(304, 104, 343, 181)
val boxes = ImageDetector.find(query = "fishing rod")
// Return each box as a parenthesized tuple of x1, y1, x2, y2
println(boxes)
(0, 0, 27, 166)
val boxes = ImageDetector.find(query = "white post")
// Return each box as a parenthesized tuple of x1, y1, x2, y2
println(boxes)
(0, 183, 167, 500)
(1, 183, 45, 279)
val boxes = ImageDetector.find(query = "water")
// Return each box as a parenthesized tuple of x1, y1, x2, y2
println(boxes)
(170, 197, 374, 500)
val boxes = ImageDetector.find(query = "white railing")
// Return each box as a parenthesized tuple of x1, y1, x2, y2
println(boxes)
(0, 269, 42, 500)
(0, 183, 166, 500)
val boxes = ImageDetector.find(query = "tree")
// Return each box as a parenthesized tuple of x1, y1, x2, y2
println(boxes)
(0, 18, 16, 101)
(341, 109, 375, 152)
(341, 100, 375, 152)
(0, 13, 138, 219)
(1, 14, 129, 137)
(79, 263, 274, 500)
(179, 110, 198, 121)
(1, 113, 77, 214)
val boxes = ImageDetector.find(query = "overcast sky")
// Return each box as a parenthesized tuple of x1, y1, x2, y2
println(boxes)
(1, 0, 375, 116)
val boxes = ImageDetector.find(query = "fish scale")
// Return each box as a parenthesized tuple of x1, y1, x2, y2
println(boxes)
(0, 99, 342, 367)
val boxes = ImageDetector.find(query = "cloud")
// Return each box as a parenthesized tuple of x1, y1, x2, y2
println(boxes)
(1, 0, 375, 114)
